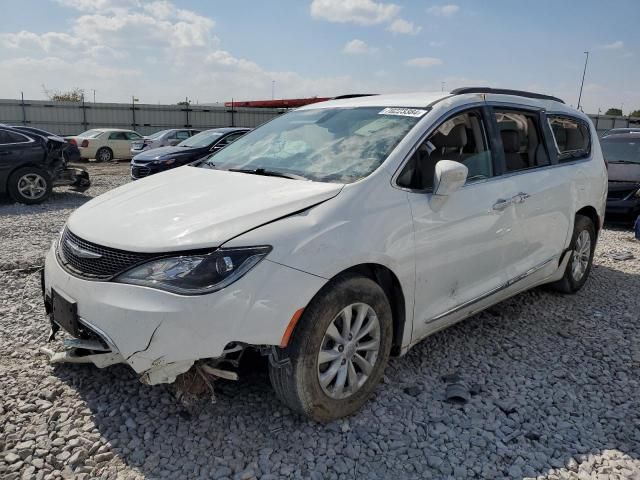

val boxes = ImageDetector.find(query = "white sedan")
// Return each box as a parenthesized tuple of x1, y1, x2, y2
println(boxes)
(66, 129, 143, 162)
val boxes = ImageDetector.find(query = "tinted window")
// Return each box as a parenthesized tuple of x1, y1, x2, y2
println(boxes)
(548, 116, 591, 161)
(109, 132, 128, 140)
(601, 137, 640, 164)
(494, 109, 550, 172)
(179, 130, 223, 148)
(79, 129, 103, 138)
(0, 130, 30, 144)
(176, 130, 190, 140)
(126, 132, 142, 140)
(397, 109, 493, 190)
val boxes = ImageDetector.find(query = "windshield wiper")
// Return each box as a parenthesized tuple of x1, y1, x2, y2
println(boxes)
(227, 168, 307, 180)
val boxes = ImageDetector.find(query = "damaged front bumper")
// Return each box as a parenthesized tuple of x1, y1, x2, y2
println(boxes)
(41, 243, 325, 385)
(53, 167, 91, 192)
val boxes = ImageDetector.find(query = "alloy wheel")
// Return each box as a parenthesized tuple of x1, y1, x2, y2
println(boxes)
(317, 303, 381, 399)
(571, 230, 591, 281)
(17, 173, 47, 200)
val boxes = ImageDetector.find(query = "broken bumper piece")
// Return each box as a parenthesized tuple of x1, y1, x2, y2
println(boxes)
(41, 338, 124, 368)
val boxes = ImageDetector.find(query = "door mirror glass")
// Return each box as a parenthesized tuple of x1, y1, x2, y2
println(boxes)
(433, 160, 468, 196)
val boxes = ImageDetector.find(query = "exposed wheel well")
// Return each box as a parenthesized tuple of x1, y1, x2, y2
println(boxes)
(576, 206, 601, 235)
(336, 264, 407, 356)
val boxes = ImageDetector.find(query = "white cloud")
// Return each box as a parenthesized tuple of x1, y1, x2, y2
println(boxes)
(406, 57, 443, 67)
(427, 4, 460, 17)
(0, 1, 356, 103)
(602, 40, 624, 50)
(429, 41, 444, 47)
(342, 39, 377, 54)
(310, 0, 400, 25)
(386, 19, 421, 35)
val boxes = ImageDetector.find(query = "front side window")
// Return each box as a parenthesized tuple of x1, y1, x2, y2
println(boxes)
(201, 107, 424, 183)
(548, 116, 591, 161)
(397, 109, 493, 190)
(494, 109, 550, 172)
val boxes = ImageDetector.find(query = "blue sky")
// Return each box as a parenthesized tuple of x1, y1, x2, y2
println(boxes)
(1, 0, 638, 114)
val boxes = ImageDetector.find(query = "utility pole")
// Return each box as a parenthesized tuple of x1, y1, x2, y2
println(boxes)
(93, 89, 96, 103)
(577, 51, 589, 111)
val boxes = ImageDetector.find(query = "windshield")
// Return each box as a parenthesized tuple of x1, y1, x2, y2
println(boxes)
(178, 130, 223, 148)
(78, 129, 103, 138)
(601, 138, 640, 164)
(200, 107, 425, 183)
(148, 130, 170, 139)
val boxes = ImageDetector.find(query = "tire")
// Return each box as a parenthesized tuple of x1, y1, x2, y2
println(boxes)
(7, 167, 52, 204)
(269, 274, 393, 422)
(549, 215, 596, 294)
(95, 147, 113, 162)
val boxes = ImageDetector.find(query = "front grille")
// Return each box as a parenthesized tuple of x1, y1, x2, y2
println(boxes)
(58, 228, 155, 280)
(131, 165, 151, 179)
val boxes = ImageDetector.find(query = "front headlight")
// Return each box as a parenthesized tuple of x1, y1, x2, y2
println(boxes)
(154, 158, 176, 166)
(114, 246, 271, 295)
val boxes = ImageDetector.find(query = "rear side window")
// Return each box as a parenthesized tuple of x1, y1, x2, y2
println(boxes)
(126, 132, 142, 140)
(109, 132, 128, 140)
(493, 109, 550, 172)
(548, 115, 591, 161)
(0, 130, 30, 144)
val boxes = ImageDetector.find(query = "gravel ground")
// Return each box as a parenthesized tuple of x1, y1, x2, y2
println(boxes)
(1, 163, 639, 480)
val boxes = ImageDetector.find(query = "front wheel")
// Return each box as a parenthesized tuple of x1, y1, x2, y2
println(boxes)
(269, 274, 392, 422)
(549, 215, 596, 293)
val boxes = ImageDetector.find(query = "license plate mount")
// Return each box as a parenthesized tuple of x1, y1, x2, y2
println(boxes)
(51, 289, 80, 337)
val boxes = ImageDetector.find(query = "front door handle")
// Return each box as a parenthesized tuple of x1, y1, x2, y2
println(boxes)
(512, 192, 531, 204)
(492, 198, 513, 211)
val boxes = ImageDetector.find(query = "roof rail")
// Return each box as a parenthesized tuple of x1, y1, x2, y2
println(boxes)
(332, 94, 379, 100)
(450, 87, 564, 104)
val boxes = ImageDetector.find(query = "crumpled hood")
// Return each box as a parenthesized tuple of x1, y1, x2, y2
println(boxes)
(133, 145, 203, 161)
(67, 166, 343, 252)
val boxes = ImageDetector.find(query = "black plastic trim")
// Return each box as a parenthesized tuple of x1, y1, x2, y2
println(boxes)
(451, 87, 564, 104)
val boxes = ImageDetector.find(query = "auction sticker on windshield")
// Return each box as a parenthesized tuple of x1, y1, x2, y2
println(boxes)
(379, 107, 427, 117)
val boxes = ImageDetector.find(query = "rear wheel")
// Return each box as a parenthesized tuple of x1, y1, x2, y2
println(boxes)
(95, 147, 113, 162)
(549, 215, 596, 293)
(7, 167, 52, 204)
(269, 274, 392, 422)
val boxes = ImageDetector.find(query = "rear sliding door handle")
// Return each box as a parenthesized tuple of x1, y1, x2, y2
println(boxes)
(492, 198, 512, 211)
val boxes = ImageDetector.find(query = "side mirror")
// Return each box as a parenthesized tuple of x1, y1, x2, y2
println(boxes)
(430, 160, 467, 210)
(433, 160, 468, 196)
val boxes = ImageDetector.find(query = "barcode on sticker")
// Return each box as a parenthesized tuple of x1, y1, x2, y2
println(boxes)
(379, 107, 427, 118)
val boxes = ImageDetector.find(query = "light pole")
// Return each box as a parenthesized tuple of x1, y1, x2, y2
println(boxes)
(577, 51, 589, 111)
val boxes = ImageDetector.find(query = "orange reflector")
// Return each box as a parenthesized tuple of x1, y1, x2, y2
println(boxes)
(280, 308, 304, 347)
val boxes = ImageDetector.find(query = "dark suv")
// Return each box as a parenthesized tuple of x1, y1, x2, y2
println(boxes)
(601, 133, 640, 220)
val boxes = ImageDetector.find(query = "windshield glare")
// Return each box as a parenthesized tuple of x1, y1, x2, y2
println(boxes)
(148, 130, 170, 139)
(179, 130, 223, 148)
(200, 107, 424, 183)
(79, 129, 103, 138)
(601, 139, 640, 164)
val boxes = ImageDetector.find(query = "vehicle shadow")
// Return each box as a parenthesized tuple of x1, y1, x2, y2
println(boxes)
(51, 263, 640, 479)
(0, 190, 95, 214)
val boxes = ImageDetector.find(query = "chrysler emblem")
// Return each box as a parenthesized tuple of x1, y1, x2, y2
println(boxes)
(65, 239, 102, 259)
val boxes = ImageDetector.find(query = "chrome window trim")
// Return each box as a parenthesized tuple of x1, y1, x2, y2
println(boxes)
(0, 129, 35, 146)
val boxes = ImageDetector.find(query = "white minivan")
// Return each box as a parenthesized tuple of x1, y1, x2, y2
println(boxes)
(43, 88, 607, 421)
